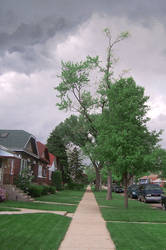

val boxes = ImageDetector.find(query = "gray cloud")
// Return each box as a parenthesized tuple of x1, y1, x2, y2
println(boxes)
(0, 0, 166, 145)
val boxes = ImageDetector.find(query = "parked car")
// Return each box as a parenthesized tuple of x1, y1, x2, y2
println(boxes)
(0, 187, 6, 202)
(161, 195, 166, 210)
(112, 184, 118, 192)
(137, 184, 163, 203)
(127, 184, 139, 199)
(115, 186, 124, 193)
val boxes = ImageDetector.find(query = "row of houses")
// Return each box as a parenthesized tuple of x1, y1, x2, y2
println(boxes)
(0, 129, 60, 187)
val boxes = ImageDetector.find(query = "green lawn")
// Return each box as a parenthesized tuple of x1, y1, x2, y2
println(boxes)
(36, 189, 84, 204)
(0, 200, 77, 213)
(0, 189, 86, 250)
(94, 190, 166, 222)
(107, 222, 166, 250)
(94, 190, 166, 250)
(0, 213, 71, 250)
(0, 207, 20, 211)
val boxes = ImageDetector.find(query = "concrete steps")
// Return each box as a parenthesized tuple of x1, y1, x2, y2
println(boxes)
(1, 184, 34, 202)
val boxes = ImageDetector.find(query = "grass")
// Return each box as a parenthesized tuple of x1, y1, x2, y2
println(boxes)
(0, 189, 86, 250)
(94, 190, 166, 222)
(36, 189, 84, 204)
(0, 200, 77, 213)
(107, 222, 166, 250)
(0, 207, 20, 211)
(0, 213, 71, 250)
(0, 189, 85, 213)
(94, 190, 166, 250)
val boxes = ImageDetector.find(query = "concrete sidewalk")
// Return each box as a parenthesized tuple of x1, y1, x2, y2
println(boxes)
(59, 186, 115, 250)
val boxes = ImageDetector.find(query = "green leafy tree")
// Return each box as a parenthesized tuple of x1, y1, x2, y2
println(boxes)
(67, 147, 85, 183)
(96, 77, 162, 208)
(52, 170, 63, 190)
(85, 165, 96, 184)
(47, 128, 70, 184)
(55, 29, 129, 192)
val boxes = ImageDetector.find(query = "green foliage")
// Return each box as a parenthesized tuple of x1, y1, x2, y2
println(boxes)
(41, 185, 50, 195)
(55, 56, 99, 112)
(66, 181, 85, 191)
(28, 184, 55, 197)
(48, 186, 56, 194)
(47, 129, 70, 184)
(95, 78, 162, 179)
(14, 167, 34, 192)
(28, 184, 44, 197)
(52, 170, 63, 190)
(68, 147, 85, 183)
(85, 166, 96, 183)
(47, 129, 68, 168)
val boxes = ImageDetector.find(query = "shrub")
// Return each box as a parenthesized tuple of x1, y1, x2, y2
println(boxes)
(28, 184, 44, 197)
(52, 171, 63, 191)
(67, 182, 85, 191)
(41, 185, 50, 195)
(48, 186, 56, 194)
(14, 167, 34, 192)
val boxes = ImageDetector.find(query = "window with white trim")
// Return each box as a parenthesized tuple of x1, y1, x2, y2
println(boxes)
(20, 159, 27, 174)
(38, 165, 43, 177)
(10, 159, 14, 175)
(49, 170, 52, 180)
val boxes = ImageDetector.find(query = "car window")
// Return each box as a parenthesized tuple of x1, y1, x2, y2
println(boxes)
(145, 185, 161, 191)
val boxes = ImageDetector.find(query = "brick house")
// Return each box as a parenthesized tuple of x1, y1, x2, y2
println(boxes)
(34, 141, 50, 185)
(0, 145, 20, 185)
(47, 152, 57, 184)
(0, 130, 39, 185)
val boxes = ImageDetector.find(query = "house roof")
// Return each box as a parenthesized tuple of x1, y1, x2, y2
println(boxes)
(0, 130, 38, 159)
(0, 145, 20, 159)
(49, 152, 55, 166)
(140, 174, 158, 181)
(37, 141, 49, 163)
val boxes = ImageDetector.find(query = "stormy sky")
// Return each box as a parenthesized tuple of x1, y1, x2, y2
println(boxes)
(0, 0, 166, 147)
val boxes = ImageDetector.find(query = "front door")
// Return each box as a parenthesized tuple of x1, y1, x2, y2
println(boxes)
(0, 159, 3, 185)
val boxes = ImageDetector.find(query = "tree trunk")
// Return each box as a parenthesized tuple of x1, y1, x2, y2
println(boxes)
(106, 170, 112, 200)
(124, 172, 128, 209)
(94, 166, 101, 191)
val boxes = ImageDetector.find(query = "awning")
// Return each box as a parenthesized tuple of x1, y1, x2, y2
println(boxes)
(0, 149, 19, 159)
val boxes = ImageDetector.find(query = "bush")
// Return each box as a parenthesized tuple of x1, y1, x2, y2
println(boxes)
(52, 171, 63, 191)
(66, 182, 85, 191)
(14, 167, 34, 192)
(48, 186, 56, 194)
(28, 184, 44, 197)
(41, 185, 50, 195)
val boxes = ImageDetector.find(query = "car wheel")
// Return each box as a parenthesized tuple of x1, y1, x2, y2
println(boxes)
(162, 203, 166, 211)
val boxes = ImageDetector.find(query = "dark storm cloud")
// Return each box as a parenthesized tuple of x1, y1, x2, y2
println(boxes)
(0, 17, 69, 53)
(0, 0, 166, 143)
(0, 0, 166, 72)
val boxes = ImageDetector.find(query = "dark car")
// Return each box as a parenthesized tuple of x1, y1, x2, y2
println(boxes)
(115, 186, 124, 193)
(138, 184, 163, 203)
(127, 184, 139, 199)
(112, 184, 118, 192)
(161, 195, 166, 210)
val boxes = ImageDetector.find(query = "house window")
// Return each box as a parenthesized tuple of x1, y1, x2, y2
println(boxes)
(38, 165, 43, 178)
(20, 159, 27, 174)
(10, 160, 14, 175)
(43, 168, 46, 177)
(49, 170, 52, 180)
